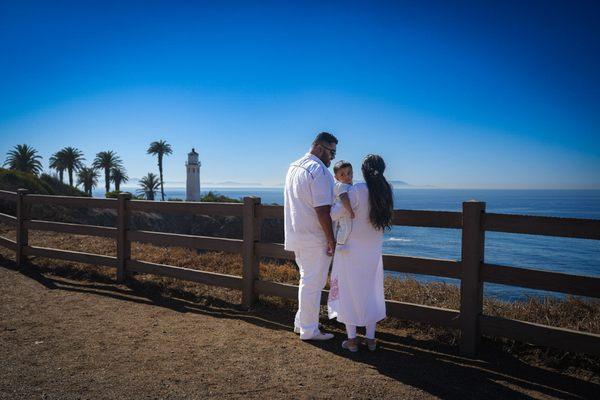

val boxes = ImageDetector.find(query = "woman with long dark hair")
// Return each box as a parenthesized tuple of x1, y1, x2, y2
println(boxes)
(327, 154, 393, 352)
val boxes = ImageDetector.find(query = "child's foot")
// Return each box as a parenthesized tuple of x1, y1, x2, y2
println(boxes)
(342, 338, 358, 352)
(361, 338, 377, 351)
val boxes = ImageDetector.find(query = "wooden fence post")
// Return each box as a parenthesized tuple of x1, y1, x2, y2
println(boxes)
(242, 196, 261, 308)
(459, 200, 486, 356)
(16, 188, 29, 268)
(117, 192, 132, 283)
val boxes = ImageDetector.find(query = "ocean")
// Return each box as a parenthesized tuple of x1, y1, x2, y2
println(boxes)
(94, 187, 600, 301)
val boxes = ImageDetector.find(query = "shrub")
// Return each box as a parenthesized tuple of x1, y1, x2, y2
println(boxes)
(200, 191, 242, 203)
(0, 168, 54, 194)
(40, 173, 88, 197)
(105, 190, 134, 199)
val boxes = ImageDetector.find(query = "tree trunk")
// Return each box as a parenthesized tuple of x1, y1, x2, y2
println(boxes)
(115, 180, 121, 192)
(159, 155, 165, 201)
(59, 170, 64, 184)
(105, 168, 110, 193)
(68, 168, 74, 187)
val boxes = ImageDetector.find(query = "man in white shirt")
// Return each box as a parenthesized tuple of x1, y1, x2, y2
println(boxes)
(284, 132, 337, 340)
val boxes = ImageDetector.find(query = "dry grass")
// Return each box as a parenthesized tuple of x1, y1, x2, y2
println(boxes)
(0, 222, 599, 377)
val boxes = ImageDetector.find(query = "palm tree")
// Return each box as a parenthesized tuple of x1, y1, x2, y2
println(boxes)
(49, 150, 67, 183)
(137, 173, 160, 200)
(77, 166, 99, 196)
(3, 144, 43, 175)
(61, 147, 85, 187)
(110, 166, 129, 192)
(147, 140, 172, 201)
(92, 151, 122, 194)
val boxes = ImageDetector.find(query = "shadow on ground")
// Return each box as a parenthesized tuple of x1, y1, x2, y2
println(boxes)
(2, 256, 599, 399)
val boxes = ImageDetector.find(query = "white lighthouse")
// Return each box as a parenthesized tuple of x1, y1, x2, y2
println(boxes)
(186, 148, 201, 201)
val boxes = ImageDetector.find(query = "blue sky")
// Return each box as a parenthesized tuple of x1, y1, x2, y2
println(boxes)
(0, 0, 599, 189)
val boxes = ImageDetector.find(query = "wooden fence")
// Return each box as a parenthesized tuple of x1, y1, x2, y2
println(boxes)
(0, 188, 599, 357)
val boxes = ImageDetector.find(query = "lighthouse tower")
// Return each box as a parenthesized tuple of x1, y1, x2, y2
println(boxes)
(186, 148, 201, 201)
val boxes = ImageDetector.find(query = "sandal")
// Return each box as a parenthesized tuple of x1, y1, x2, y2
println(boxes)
(342, 339, 358, 353)
(367, 340, 377, 351)
(361, 337, 377, 351)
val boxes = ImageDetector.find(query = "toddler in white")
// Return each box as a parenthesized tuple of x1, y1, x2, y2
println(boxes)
(333, 161, 355, 251)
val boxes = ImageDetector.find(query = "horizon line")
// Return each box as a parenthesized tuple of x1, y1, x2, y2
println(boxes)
(107, 185, 600, 191)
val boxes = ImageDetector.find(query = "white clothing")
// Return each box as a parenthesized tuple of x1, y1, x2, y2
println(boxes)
(327, 183, 386, 326)
(334, 181, 351, 197)
(284, 153, 335, 251)
(294, 247, 332, 339)
(345, 324, 376, 340)
(333, 182, 352, 245)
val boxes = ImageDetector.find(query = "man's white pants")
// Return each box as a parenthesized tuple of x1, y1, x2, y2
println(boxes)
(294, 247, 332, 340)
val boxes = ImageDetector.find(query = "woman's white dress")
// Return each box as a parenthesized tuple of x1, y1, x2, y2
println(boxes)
(327, 183, 386, 326)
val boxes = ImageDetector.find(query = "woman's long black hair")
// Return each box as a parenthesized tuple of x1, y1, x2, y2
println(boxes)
(362, 154, 394, 230)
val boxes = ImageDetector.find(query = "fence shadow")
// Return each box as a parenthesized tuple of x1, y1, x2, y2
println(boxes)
(3, 256, 598, 400)
(1, 255, 292, 333)
(308, 332, 600, 399)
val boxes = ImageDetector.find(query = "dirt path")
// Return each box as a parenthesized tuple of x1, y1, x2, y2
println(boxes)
(1, 259, 598, 399)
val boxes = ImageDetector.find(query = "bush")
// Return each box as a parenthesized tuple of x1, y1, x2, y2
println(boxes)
(200, 191, 242, 203)
(40, 173, 88, 197)
(105, 190, 134, 199)
(0, 168, 54, 194)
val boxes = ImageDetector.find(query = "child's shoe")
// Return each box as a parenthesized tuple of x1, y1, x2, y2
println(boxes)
(361, 337, 377, 351)
(342, 339, 358, 352)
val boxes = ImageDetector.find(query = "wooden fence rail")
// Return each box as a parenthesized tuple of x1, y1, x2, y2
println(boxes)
(0, 189, 599, 357)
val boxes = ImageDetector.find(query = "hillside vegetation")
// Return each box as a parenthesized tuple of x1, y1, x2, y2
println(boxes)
(0, 168, 87, 196)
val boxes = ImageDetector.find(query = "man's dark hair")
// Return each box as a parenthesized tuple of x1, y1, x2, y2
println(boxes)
(333, 160, 352, 174)
(312, 131, 338, 146)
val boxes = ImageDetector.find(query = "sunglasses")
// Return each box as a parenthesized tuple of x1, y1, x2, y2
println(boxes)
(320, 143, 336, 158)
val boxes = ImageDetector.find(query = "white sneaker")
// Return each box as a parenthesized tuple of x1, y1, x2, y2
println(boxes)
(302, 331, 334, 341)
(294, 324, 324, 334)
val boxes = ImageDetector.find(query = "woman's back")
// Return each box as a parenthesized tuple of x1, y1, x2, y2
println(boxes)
(346, 183, 384, 245)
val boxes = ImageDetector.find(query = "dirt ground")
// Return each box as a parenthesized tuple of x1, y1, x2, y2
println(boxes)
(1, 257, 599, 399)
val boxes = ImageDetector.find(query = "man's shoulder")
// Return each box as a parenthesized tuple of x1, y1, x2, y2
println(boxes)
(290, 155, 328, 178)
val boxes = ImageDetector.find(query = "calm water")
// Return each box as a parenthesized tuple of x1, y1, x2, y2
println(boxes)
(96, 187, 600, 301)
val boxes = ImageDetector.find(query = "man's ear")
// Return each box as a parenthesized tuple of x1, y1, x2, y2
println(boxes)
(313, 145, 323, 158)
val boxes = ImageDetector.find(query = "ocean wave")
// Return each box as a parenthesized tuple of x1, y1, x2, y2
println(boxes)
(386, 237, 413, 242)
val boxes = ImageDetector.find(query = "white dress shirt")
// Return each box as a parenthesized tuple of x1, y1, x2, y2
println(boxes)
(284, 153, 335, 251)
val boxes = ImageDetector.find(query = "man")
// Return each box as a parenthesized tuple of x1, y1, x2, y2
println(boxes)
(284, 132, 337, 341)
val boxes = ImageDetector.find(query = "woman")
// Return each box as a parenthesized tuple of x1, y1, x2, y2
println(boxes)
(327, 154, 394, 352)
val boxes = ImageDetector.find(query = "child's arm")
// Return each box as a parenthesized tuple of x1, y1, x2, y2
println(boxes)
(339, 192, 355, 219)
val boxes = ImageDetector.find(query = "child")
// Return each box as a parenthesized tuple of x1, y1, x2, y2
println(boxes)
(333, 161, 355, 251)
